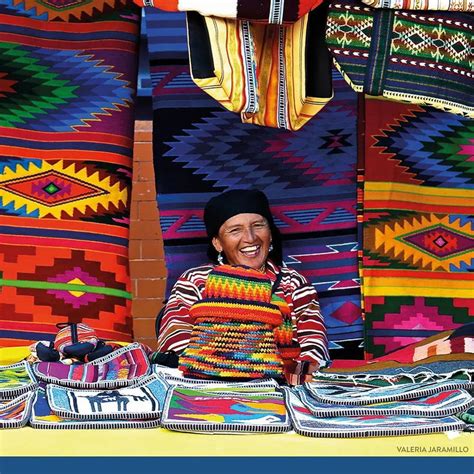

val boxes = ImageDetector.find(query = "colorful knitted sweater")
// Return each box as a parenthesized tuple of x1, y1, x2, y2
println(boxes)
(158, 261, 329, 378)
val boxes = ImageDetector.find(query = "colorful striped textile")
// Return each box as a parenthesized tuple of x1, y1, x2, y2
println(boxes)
(282, 386, 466, 437)
(161, 385, 291, 433)
(179, 319, 284, 379)
(294, 384, 474, 418)
(360, 0, 473, 10)
(186, 6, 333, 130)
(54, 323, 99, 356)
(304, 380, 472, 405)
(0, 391, 35, 428)
(46, 374, 167, 420)
(30, 385, 161, 429)
(0, 1, 140, 347)
(32, 343, 151, 389)
(369, 330, 474, 364)
(147, 8, 362, 359)
(326, 0, 473, 118)
(359, 98, 474, 358)
(0, 362, 38, 399)
(179, 265, 284, 379)
(136, 0, 324, 24)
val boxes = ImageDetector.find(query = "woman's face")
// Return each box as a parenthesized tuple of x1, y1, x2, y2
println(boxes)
(212, 213, 272, 270)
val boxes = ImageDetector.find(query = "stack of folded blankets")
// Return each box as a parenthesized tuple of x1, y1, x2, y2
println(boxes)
(283, 327, 474, 437)
(284, 380, 472, 437)
(0, 361, 38, 428)
(1, 343, 169, 429)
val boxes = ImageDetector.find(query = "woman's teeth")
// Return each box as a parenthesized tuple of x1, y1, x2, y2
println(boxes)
(240, 245, 260, 256)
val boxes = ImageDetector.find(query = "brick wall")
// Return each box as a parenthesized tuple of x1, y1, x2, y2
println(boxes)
(129, 120, 167, 348)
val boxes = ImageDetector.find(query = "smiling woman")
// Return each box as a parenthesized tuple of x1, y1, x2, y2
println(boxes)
(212, 214, 271, 270)
(156, 189, 329, 385)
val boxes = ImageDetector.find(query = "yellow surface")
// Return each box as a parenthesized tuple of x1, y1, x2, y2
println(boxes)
(0, 346, 30, 365)
(1, 427, 472, 457)
(1, 346, 472, 457)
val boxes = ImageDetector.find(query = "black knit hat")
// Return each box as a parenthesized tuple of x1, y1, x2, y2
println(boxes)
(204, 189, 275, 238)
(203, 189, 283, 265)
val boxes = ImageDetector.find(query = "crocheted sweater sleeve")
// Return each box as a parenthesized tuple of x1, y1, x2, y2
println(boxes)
(284, 268, 330, 366)
(157, 265, 212, 353)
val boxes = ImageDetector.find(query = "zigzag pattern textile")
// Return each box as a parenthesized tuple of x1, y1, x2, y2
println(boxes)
(326, 0, 473, 118)
(0, 1, 140, 346)
(146, 8, 363, 358)
(360, 97, 474, 359)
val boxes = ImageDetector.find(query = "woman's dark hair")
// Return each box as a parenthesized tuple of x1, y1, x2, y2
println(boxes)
(207, 222, 283, 266)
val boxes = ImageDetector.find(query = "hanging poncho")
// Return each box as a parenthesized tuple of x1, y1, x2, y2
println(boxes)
(135, 0, 333, 130)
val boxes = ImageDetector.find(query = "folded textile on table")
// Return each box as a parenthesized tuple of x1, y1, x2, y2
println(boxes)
(161, 386, 291, 433)
(30, 386, 160, 429)
(0, 362, 38, 399)
(304, 380, 472, 405)
(185, 5, 333, 130)
(46, 374, 168, 421)
(282, 387, 466, 437)
(32, 343, 151, 389)
(326, 0, 473, 117)
(135, 0, 324, 23)
(360, 0, 473, 10)
(154, 366, 280, 391)
(366, 330, 474, 365)
(457, 406, 474, 431)
(0, 391, 35, 429)
(315, 331, 474, 386)
(315, 358, 474, 386)
(294, 384, 474, 417)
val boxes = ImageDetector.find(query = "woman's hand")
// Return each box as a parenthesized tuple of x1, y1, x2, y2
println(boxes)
(284, 361, 320, 386)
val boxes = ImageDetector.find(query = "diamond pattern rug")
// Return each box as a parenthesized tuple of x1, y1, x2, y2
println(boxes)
(360, 98, 474, 358)
(0, 2, 140, 346)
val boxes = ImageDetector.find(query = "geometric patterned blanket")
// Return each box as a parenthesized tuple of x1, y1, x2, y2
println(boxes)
(282, 386, 466, 438)
(0, 1, 140, 346)
(326, 0, 473, 118)
(146, 8, 363, 358)
(359, 97, 474, 358)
